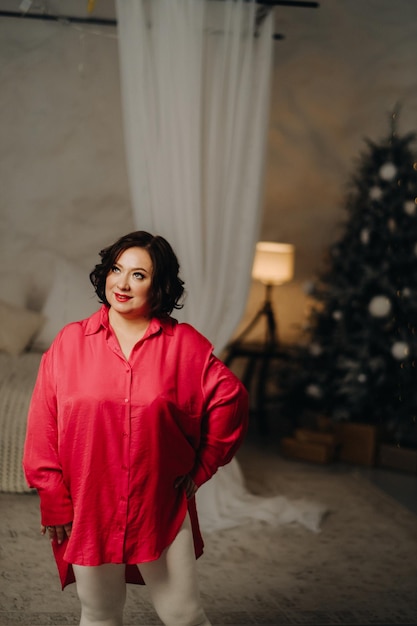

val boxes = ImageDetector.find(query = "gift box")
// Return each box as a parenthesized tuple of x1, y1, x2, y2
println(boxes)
(280, 436, 334, 464)
(338, 422, 377, 466)
(295, 427, 341, 448)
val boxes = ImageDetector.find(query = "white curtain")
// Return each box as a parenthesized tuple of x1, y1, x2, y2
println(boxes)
(116, 0, 273, 353)
(116, 0, 326, 533)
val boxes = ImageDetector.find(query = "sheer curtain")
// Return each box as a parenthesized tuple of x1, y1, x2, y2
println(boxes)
(116, 0, 272, 351)
(116, 0, 325, 532)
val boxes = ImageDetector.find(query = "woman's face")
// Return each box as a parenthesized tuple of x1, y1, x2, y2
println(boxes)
(105, 246, 153, 319)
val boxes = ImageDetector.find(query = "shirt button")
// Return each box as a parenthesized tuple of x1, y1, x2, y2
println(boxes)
(124, 398, 129, 403)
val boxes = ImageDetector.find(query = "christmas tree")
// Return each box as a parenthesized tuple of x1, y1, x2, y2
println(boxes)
(280, 111, 417, 448)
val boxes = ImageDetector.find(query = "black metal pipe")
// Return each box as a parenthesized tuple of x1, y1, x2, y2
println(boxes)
(0, 1, 319, 27)
(0, 1, 318, 37)
(0, 10, 116, 26)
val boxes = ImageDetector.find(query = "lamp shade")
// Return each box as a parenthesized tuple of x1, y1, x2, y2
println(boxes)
(252, 242, 295, 286)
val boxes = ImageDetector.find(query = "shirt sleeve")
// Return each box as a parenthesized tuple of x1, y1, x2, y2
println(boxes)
(189, 355, 249, 488)
(22, 348, 74, 526)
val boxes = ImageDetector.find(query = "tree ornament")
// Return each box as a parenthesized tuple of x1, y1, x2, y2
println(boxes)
(368, 295, 391, 317)
(305, 384, 322, 398)
(278, 119, 417, 445)
(391, 341, 410, 360)
(309, 342, 322, 356)
(404, 200, 416, 215)
(360, 228, 370, 244)
(379, 162, 397, 181)
(369, 186, 383, 201)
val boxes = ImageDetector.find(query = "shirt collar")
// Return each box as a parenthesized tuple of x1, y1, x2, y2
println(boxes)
(84, 304, 175, 337)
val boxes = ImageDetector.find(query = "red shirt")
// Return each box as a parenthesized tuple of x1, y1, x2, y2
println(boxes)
(23, 306, 248, 588)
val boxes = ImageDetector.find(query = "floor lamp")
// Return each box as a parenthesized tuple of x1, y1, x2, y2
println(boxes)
(231, 241, 295, 351)
(224, 241, 295, 435)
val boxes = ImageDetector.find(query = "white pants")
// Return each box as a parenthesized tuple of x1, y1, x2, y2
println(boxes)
(72, 513, 212, 626)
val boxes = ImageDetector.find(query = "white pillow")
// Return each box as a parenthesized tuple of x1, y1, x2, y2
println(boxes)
(32, 258, 99, 351)
(0, 300, 45, 356)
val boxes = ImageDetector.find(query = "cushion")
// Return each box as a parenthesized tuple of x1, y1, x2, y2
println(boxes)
(0, 300, 45, 357)
(32, 258, 99, 351)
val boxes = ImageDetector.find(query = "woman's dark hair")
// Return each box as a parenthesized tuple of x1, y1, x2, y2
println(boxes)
(89, 231, 185, 317)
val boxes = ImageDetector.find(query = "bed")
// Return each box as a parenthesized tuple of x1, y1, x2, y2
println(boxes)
(0, 257, 99, 493)
(0, 351, 42, 492)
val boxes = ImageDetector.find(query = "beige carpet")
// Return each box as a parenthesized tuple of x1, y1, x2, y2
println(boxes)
(1, 441, 416, 626)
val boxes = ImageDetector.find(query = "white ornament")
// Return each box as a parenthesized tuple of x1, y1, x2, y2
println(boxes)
(402, 287, 411, 298)
(357, 373, 367, 383)
(360, 228, 370, 244)
(369, 186, 383, 201)
(305, 384, 322, 399)
(332, 310, 343, 321)
(368, 295, 391, 317)
(391, 341, 410, 360)
(309, 342, 322, 357)
(379, 162, 397, 181)
(404, 200, 416, 216)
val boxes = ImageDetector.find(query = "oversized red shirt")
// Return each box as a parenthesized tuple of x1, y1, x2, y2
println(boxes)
(23, 305, 248, 588)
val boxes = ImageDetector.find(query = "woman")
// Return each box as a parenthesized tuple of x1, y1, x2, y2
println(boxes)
(23, 230, 249, 626)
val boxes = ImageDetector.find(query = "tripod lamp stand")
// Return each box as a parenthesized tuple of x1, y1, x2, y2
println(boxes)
(224, 242, 295, 435)
(232, 241, 295, 351)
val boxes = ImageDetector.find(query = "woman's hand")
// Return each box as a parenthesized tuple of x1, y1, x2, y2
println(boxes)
(174, 475, 197, 499)
(41, 522, 73, 545)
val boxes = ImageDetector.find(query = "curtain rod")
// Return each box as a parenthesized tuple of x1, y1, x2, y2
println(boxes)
(0, 1, 319, 27)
